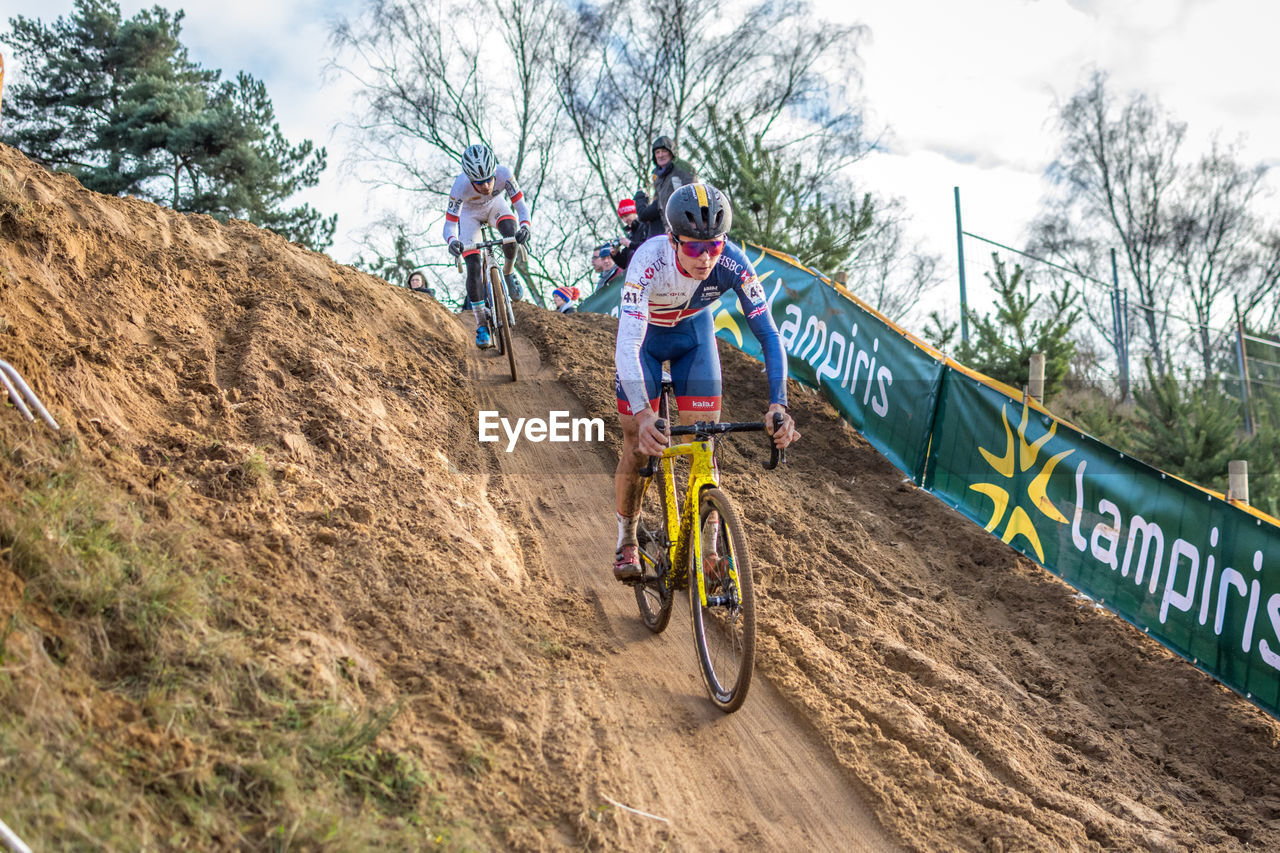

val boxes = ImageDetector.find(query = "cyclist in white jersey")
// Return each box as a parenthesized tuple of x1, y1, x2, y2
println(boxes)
(445, 143, 532, 348)
(612, 182, 799, 580)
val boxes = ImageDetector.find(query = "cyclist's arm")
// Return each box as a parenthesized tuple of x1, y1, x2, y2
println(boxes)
(733, 273, 797, 445)
(615, 275, 653, 416)
(502, 169, 532, 228)
(735, 274, 788, 408)
(443, 174, 467, 245)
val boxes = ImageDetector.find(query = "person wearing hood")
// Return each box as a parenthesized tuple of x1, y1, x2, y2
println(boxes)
(633, 135, 697, 231)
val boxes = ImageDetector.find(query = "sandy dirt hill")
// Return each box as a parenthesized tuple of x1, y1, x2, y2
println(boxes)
(2, 143, 1280, 851)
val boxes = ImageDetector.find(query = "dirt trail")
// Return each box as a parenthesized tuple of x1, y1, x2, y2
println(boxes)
(5, 143, 1280, 851)
(466, 327, 899, 851)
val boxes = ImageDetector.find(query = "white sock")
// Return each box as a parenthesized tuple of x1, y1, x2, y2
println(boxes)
(617, 512, 639, 549)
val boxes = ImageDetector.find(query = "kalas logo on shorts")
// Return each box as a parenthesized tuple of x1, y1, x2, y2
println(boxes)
(689, 399, 715, 409)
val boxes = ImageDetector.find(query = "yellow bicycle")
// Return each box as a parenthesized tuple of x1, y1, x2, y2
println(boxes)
(631, 387, 785, 712)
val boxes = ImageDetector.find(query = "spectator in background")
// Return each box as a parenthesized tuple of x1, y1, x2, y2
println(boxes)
(611, 197, 657, 271)
(406, 269, 436, 299)
(594, 245, 624, 292)
(553, 285, 580, 314)
(634, 135, 697, 232)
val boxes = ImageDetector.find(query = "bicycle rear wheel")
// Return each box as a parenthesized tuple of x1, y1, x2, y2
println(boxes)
(689, 487, 755, 712)
(488, 266, 518, 381)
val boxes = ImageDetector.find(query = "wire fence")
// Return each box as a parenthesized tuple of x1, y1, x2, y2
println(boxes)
(953, 200, 1280, 436)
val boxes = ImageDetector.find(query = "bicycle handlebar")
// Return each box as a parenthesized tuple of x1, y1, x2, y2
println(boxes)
(453, 235, 527, 273)
(638, 413, 787, 476)
(464, 236, 518, 251)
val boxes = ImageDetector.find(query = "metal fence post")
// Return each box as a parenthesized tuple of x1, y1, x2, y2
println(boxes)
(0, 816, 32, 853)
(1228, 460, 1250, 505)
(0, 361, 60, 430)
(954, 187, 969, 344)
(1235, 300, 1255, 435)
(1111, 248, 1130, 400)
(1029, 353, 1046, 403)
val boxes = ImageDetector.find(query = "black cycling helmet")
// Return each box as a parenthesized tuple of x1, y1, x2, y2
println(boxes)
(665, 182, 732, 240)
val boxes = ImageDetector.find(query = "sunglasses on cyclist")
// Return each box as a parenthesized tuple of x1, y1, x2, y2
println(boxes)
(471, 177, 495, 190)
(672, 237, 726, 258)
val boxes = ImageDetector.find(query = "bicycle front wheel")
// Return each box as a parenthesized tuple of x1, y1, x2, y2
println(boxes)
(488, 266, 518, 381)
(634, 526, 673, 633)
(634, 389, 676, 633)
(689, 487, 755, 712)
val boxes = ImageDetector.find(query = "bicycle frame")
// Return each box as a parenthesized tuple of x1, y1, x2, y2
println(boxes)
(644, 414, 782, 606)
(652, 437, 722, 608)
(456, 229, 521, 379)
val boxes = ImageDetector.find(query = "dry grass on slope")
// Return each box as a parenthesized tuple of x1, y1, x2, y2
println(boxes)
(0, 145, 626, 851)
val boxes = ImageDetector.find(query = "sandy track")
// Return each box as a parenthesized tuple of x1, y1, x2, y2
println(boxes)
(7, 138, 1280, 850)
(465, 327, 900, 851)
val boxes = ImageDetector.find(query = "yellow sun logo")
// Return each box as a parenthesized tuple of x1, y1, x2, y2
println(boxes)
(970, 402, 1075, 561)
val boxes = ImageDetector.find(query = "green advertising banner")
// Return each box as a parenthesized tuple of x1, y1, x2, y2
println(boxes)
(926, 367, 1280, 714)
(713, 247, 944, 479)
(578, 241, 1280, 717)
(577, 275, 625, 317)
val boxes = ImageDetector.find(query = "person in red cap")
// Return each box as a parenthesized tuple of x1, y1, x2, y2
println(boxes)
(611, 196, 657, 272)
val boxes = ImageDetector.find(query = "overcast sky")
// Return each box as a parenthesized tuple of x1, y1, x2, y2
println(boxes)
(4, 0, 1278, 318)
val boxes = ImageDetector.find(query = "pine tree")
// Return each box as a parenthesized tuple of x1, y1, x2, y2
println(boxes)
(1131, 367, 1242, 486)
(957, 253, 1080, 399)
(2, 0, 334, 249)
(689, 113, 875, 274)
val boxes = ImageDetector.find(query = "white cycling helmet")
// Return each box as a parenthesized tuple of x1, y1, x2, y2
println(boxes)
(461, 144, 496, 182)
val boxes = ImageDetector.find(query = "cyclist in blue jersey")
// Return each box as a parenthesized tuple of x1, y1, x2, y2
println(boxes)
(611, 182, 798, 580)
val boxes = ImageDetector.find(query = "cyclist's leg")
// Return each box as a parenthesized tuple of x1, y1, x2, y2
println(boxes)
(463, 254, 484, 306)
(458, 211, 487, 333)
(666, 311, 724, 571)
(612, 338, 664, 580)
(497, 219, 522, 300)
(486, 199, 523, 299)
